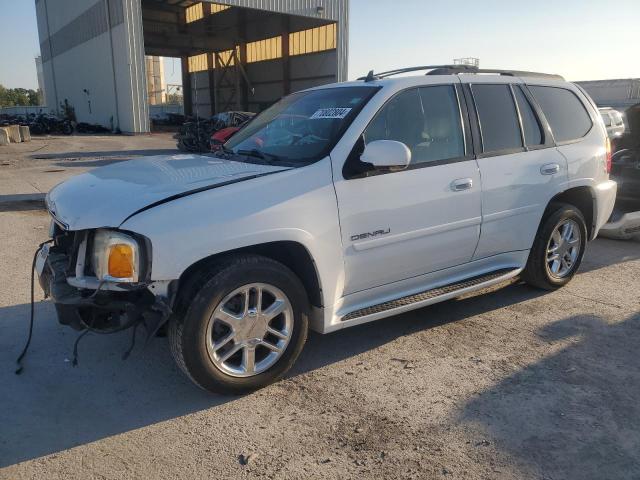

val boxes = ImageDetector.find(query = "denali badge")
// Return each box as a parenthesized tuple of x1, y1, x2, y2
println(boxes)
(351, 228, 391, 242)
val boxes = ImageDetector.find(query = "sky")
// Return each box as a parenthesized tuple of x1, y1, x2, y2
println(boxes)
(1, 0, 639, 91)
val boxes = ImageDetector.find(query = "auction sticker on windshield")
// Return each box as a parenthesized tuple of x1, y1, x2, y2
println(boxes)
(310, 108, 352, 119)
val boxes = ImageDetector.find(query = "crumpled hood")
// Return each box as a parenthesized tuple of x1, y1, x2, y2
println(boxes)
(47, 154, 289, 230)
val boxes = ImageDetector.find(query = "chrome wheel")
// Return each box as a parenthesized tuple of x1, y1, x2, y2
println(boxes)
(205, 283, 293, 378)
(546, 219, 582, 279)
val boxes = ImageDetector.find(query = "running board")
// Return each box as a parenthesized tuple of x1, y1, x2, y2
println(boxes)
(340, 268, 521, 324)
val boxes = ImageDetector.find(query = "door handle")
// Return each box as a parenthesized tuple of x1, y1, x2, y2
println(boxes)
(451, 178, 473, 192)
(541, 163, 560, 175)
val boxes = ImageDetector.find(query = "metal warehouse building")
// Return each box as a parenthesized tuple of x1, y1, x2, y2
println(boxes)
(35, 0, 349, 133)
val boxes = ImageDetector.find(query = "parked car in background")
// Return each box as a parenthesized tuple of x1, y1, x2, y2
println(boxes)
(175, 111, 254, 153)
(599, 107, 626, 138)
(37, 65, 616, 394)
(600, 103, 640, 239)
(210, 127, 241, 152)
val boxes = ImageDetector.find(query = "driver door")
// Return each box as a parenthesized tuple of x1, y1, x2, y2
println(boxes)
(333, 84, 482, 295)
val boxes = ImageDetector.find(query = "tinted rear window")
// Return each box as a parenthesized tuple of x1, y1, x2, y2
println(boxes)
(529, 86, 592, 143)
(471, 84, 522, 152)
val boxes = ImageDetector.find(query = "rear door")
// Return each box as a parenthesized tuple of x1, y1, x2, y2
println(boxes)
(527, 84, 600, 193)
(460, 77, 568, 259)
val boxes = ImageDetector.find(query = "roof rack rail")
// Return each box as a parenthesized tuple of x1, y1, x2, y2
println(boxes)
(358, 65, 564, 82)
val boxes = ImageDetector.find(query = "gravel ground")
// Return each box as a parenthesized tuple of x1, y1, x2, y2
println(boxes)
(0, 208, 639, 480)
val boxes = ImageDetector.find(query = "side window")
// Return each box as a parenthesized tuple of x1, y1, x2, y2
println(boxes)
(364, 86, 465, 165)
(364, 88, 424, 152)
(471, 84, 523, 153)
(416, 86, 465, 164)
(514, 86, 543, 146)
(529, 86, 593, 143)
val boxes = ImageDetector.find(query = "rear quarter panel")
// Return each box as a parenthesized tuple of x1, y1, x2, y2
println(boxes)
(526, 81, 615, 237)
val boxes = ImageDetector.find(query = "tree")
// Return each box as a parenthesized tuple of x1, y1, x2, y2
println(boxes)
(0, 84, 43, 107)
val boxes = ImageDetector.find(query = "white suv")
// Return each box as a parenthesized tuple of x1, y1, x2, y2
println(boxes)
(37, 65, 617, 394)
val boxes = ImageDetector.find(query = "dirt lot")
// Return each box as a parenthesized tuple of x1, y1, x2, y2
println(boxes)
(0, 205, 638, 480)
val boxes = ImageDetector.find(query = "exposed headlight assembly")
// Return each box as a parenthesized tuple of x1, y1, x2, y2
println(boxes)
(91, 230, 141, 283)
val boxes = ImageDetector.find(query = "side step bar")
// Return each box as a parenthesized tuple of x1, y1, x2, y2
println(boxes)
(341, 268, 521, 323)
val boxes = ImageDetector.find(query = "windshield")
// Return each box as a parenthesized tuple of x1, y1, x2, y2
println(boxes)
(224, 86, 379, 165)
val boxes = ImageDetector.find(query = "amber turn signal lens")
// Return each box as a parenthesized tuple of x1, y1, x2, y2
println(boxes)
(108, 244, 134, 278)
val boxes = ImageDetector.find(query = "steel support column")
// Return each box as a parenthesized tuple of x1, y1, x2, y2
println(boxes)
(181, 57, 193, 116)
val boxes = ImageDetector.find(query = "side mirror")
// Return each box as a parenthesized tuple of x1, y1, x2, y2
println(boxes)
(361, 140, 412, 170)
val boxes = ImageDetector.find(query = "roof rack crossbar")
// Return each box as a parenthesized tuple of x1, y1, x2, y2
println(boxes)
(358, 65, 564, 82)
(427, 67, 564, 81)
(358, 65, 471, 81)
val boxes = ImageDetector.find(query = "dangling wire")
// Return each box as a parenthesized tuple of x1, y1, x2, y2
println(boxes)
(15, 239, 53, 375)
(70, 281, 104, 367)
(122, 322, 140, 360)
(71, 329, 90, 367)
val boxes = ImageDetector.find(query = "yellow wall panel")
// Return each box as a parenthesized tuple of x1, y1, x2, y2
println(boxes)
(289, 24, 337, 56)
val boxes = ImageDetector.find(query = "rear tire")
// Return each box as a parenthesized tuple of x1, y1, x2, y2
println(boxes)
(168, 255, 309, 394)
(522, 203, 588, 290)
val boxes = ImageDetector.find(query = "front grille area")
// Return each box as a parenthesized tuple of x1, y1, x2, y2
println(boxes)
(342, 269, 516, 321)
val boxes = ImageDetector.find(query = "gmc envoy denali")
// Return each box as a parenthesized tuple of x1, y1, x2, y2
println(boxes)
(35, 65, 616, 393)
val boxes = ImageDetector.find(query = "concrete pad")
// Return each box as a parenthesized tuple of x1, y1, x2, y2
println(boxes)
(0, 129, 8, 146)
(19, 126, 31, 143)
(16, 167, 75, 194)
(0, 170, 41, 195)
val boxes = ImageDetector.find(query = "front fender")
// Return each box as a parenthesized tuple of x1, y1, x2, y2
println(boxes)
(120, 159, 345, 309)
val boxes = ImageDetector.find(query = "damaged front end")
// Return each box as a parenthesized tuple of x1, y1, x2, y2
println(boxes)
(38, 221, 174, 340)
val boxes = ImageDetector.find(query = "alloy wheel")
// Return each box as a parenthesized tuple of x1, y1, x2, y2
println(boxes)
(546, 219, 582, 279)
(205, 283, 293, 377)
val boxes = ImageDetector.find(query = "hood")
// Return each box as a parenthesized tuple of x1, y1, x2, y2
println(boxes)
(47, 154, 289, 230)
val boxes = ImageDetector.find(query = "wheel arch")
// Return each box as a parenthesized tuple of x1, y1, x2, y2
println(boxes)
(176, 241, 324, 309)
(546, 186, 595, 239)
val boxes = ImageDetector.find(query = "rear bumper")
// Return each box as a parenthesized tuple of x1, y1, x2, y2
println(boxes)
(38, 246, 171, 332)
(592, 180, 617, 240)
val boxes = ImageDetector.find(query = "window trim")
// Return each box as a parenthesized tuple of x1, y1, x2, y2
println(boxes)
(510, 85, 528, 150)
(469, 83, 526, 158)
(517, 84, 556, 150)
(526, 85, 594, 146)
(454, 83, 474, 156)
(342, 83, 473, 180)
(511, 84, 553, 151)
(460, 84, 482, 157)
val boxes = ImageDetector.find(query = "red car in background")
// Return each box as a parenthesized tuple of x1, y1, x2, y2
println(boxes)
(210, 127, 241, 152)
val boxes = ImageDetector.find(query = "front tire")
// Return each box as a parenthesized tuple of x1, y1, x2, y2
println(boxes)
(169, 255, 309, 394)
(522, 203, 588, 290)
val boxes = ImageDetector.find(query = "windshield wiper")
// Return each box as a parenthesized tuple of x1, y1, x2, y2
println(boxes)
(237, 149, 286, 165)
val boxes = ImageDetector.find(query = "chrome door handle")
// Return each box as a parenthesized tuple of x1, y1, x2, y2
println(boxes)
(451, 178, 473, 192)
(541, 163, 560, 175)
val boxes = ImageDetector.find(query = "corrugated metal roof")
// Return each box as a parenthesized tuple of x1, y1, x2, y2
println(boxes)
(209, 0, 347, 21)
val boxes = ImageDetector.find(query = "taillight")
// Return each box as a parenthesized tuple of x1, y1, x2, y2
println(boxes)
(605, 137, 612, 174)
